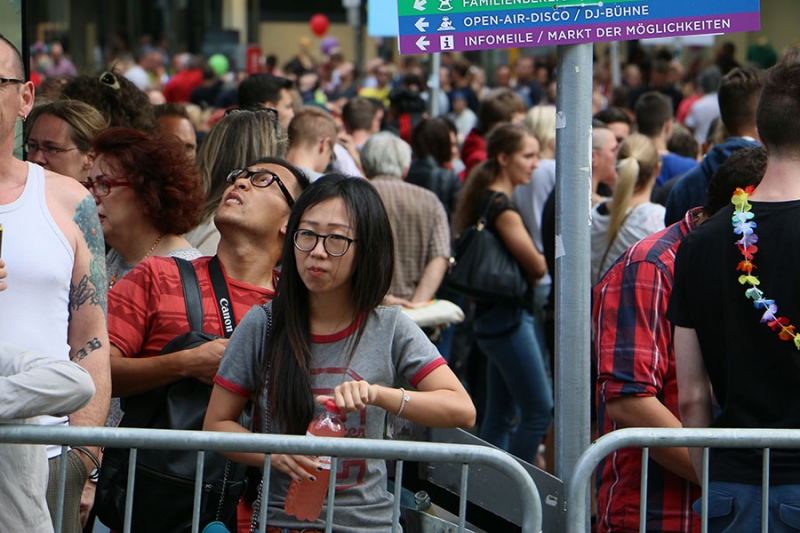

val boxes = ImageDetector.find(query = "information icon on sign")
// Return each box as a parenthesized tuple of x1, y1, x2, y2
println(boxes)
(440, 35, 454, 50)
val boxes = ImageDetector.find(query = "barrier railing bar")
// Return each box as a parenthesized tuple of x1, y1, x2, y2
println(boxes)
(392, 459, 403, 533)
(762, 448, 770, 533)
(567, 428, 800, 533)
(325, 456, 337, 533)
(639, 447, 649, 533)
(258, 453, 270, 533)
(5, 425, 541, 533)
(701, 447, 708, 533)
(458, 463, 469, 533)
(192, 450, 205, 533)
(124, 448, 137, 533)
(55, 444, 69, 533)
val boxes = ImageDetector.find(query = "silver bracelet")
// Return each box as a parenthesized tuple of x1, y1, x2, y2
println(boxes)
(396, 388, 410, 417)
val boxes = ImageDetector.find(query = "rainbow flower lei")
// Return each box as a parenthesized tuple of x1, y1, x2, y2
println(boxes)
(732, 186, 800, 349)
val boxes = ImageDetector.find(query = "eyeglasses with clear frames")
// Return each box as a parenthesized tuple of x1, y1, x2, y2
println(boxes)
(80, 176, 132, 198)
(293, 229, 357, 257)
(25, 142, 79, 156)
(226, 168, 295, 207)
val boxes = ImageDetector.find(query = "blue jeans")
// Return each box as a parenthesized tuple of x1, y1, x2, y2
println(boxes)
(473, 304, 553, 463)
(693, 481, 800, 532)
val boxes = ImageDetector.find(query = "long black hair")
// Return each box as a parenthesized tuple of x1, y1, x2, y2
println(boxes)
(263, 175, 394, 434)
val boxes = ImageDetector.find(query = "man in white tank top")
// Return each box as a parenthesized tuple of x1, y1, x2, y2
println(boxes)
(0, 35, 110, 532)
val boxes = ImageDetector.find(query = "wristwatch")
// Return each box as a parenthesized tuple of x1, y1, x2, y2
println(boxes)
(88, 467, 100, 483)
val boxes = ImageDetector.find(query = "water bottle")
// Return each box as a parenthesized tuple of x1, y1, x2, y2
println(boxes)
(284, 400, 345, 521)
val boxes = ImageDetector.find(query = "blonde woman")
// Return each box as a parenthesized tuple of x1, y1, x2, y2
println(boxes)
(591, 134, 665, 285)
(513, 105, 557, 255)
(25, 100, 109, 181)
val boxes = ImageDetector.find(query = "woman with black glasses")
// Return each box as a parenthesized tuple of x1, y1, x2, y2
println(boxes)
(205, 175, 475, 532)
(83, 127, 205, 288)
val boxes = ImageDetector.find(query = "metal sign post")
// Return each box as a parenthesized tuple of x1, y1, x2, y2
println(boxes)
(554, 42, 593, 529)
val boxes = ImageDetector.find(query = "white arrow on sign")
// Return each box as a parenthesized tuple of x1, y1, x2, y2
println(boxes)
(416, 36, 430, 50)
(413, 0, 427, 11)
(415, 17, 430, 32)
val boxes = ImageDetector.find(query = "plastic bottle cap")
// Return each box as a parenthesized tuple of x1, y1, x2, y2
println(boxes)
(325, 400, 342, 415)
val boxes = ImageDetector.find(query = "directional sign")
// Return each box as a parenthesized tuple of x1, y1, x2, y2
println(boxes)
(396, 0, 760, 54)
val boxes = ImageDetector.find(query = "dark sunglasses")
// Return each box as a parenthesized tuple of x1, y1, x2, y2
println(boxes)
(99, 71, 120, 91)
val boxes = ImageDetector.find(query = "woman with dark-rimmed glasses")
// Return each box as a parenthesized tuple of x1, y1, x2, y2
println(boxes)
(205, 175, 475, 532)
(83, 127, 205, 288)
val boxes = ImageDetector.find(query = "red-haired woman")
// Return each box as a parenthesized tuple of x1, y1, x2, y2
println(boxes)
(83, 127, 205, 287)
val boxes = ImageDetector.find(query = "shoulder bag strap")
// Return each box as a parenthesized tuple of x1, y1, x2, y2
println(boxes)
(479, 191, 505, 226)
(173, 257, 204, 333)
(249, 304, 273, 533)
(207, 255, 237, 338)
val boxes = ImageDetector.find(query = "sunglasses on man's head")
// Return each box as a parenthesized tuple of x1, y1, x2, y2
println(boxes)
(223, 107, 279, 121)
(99, 71, 120, 91)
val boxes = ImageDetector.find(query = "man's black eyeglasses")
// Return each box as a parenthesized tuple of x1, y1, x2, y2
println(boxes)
(0, 78, 23, 88)
(226, 168, 294, 207)
(223, 107, 279, 121)
(293, 229, 357, 257)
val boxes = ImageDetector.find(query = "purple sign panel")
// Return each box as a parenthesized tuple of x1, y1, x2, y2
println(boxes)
(397, 0, 761, 54)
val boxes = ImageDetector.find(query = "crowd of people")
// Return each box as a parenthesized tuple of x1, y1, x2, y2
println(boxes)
(2, 29, 798, 533)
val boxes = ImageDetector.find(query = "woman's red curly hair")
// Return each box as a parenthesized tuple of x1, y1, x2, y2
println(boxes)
(92, 127, 204, 235)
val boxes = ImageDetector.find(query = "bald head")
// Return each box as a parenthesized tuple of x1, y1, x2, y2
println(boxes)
(0, 35, 25, 79)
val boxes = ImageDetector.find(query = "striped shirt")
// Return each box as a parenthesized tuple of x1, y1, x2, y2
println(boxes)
(593, 208, 701, 533)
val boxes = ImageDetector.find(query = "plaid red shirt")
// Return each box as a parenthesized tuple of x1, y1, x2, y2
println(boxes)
(593, 208, 701, 533)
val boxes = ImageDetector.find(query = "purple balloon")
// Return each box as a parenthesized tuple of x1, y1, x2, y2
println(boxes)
(321, 36, 340, 56)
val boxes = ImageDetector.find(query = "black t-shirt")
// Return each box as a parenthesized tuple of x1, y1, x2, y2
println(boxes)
(668, 200, 800, 484)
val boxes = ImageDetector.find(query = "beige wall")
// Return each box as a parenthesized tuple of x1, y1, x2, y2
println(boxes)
(258, 21, 377, 70)
(726, 0, 800, 64)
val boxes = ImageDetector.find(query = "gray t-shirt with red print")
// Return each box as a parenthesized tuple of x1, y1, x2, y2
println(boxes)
(215, 303, 446, 532)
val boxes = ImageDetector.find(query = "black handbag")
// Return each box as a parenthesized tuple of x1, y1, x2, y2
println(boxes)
(444, 191, 529, 306)
(95, 256, 246, 533)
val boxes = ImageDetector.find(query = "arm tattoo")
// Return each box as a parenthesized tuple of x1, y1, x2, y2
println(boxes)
(71, 195, 108, 317)
(73, 337, 103, 362)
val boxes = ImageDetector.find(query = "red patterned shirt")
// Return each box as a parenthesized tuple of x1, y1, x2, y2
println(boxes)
(593, 209, 701, 533)
(109, 256, 274, 358)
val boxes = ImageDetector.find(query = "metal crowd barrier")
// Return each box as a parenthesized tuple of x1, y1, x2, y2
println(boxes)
(566, 427, 800, 533)
(0, 425, 543, 533)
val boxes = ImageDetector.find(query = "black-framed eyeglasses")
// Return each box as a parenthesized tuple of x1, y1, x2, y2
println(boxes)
(223, 107, 279, 121)
(293, 229, 357, 257)
(99, 71, 120, 90)
(25, 142, 79, 156)
(80, 176, 131, 198)
(226, 168, 295, 207)
(0, 77, 23, 88)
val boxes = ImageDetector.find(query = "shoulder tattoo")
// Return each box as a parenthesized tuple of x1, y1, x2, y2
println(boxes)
(70, 195, 108, 317)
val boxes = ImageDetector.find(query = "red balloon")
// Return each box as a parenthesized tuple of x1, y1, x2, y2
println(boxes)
(310, 13, 330, 37)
